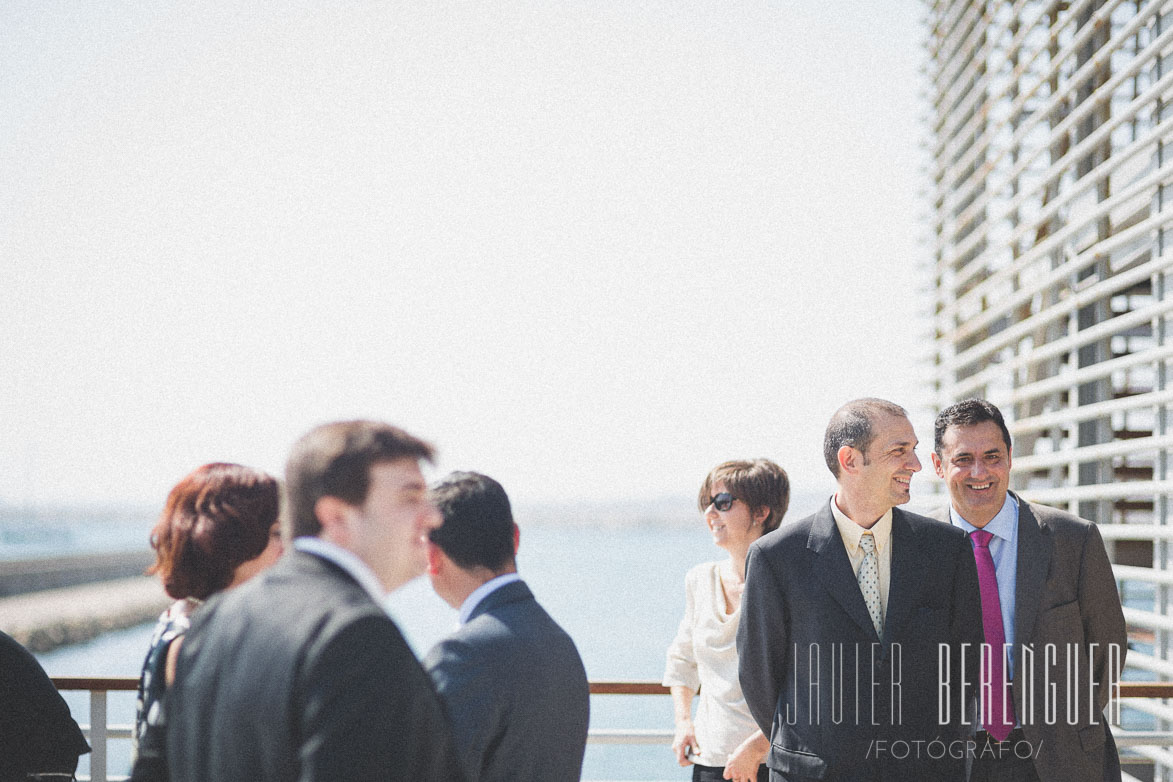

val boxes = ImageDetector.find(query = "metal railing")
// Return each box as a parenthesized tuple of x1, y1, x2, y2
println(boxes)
(50, 677, 1173, 782)
(51, 677, 680, 782)
(52, 677, 136, 782)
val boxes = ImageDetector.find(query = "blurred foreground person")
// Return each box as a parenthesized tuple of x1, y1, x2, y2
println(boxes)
(664, 459, 789, 782)
(423, 472, 589, 782)
(167, 420, 466, 782)
(130, 462, 283, 782)
(0, 630, 89, 782)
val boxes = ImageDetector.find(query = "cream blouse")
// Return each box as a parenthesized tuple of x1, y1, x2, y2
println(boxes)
(662, 560, 760, 768)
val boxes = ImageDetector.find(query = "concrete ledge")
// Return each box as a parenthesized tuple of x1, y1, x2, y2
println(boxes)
(0, 551, 156, 596)
(0, 576, 169, 652)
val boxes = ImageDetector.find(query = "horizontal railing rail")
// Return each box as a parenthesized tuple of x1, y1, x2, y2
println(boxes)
(52, 678, 1173, 782)
(52, 676, 675, 693)
(51, 674, 1173, 698)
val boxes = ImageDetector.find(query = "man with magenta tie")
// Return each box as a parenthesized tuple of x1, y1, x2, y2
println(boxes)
(930, 399, 1127, 782)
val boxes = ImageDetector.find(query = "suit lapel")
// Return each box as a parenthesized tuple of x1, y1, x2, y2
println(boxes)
(1010, 495, 1050, 714)
(1013, 496, 1050, 651)
(882, 509, 916, 644)
(809, 504, 879, 641)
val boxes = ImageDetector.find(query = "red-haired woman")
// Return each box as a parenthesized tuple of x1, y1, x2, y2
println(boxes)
(129, 463, 283, 782)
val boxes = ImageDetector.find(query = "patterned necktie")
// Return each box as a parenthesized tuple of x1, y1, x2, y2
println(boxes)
(971, 529, 1015, 741)
(858, 532, 882, 637)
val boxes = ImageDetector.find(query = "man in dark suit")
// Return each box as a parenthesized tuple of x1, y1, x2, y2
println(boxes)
(929, 398, 1127, 782)
(167, 420, 466, 782)
(738, 398, 982, 782)
(422, 471, 590, 782)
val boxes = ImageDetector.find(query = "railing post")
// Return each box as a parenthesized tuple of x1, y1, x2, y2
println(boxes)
(89, 689, 107, 782)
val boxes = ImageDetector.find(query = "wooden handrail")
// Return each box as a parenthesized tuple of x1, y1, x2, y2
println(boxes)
(48, 676, 671, 695)
(49, 677, 1173, 699)
(52, 677, 139, 691)
(589, 681, 669, 695)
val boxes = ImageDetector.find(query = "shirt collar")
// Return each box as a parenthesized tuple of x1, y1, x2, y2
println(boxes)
(948, 492, 1019, 540)
(830, 494, 893, 553)
(459, 572, 521, 625)
(293, 536, 388, 606)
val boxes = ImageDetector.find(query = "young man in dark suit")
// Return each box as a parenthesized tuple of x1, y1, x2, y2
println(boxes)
(930, 398, 1127, 782)
(738, 398, 982, 781)
(167, 420, 466, 782)
(423, 471, 590, 782)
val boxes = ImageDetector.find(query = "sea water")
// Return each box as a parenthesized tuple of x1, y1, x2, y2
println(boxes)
(34, 523, 722, 781)
(27, 511, 1159, 779)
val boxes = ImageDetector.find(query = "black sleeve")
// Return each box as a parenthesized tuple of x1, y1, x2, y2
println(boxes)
(0, 631, 89, 778)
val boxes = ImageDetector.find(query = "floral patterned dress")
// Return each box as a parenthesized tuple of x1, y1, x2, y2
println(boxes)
(129, 600, 195, 782)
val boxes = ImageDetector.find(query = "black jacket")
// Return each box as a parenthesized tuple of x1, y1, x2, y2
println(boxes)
(167, 550, 466, 782)
(0, 631, 89, 782)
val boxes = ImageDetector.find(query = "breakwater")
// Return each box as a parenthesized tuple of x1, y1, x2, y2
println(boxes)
(0, 576, 168, 652)
(0, 550, 156, 596)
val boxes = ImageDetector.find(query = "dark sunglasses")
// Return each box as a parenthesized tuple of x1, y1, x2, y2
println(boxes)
(707, 492, 736, 512)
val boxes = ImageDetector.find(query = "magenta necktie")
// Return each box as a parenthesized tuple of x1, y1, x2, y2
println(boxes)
(970, 529, 1014, 741)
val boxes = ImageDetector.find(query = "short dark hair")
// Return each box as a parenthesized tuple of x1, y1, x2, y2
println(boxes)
(285, 420, 435, 539)
(933, 398, 1012, 455)
(697, 459, 790, 534)
(823, 398, 909, 477)
(149, 463, 280, 600)
(428, 472, 516, 572)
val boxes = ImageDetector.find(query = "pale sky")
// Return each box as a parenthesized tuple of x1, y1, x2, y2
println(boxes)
(1, 1, 932, 509)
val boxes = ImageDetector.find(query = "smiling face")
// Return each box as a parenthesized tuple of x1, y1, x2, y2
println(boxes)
(703, 481, 766, 552)
(839, 412, 922, 523)
(931, 420, 1011, 528)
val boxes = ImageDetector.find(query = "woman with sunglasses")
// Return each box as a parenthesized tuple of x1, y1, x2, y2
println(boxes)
(663, 459, 790, 782)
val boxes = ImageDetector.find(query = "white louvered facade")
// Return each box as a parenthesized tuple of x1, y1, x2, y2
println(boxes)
(925, 1, 1173, 776)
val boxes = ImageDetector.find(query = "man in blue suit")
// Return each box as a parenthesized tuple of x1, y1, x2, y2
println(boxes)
(423, 471, 590, 782)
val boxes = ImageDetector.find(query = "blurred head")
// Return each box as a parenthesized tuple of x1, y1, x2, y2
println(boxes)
(285, 420, 435, 540)
(149, 463, 281, 601)
(285, 420, 440, 592)
(428, 471, 517, 573)
(697, 459, 790, 546)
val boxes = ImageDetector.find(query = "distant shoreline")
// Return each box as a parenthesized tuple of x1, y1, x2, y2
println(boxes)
(0, 550, 155, 595)
(0, 576, 168, 652)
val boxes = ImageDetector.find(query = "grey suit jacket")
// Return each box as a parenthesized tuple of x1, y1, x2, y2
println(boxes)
(167, 550, 466, 782)
(737, 503, 982, 782)
(929, 495, 1128, 782)
(424, 579, 590, 782)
